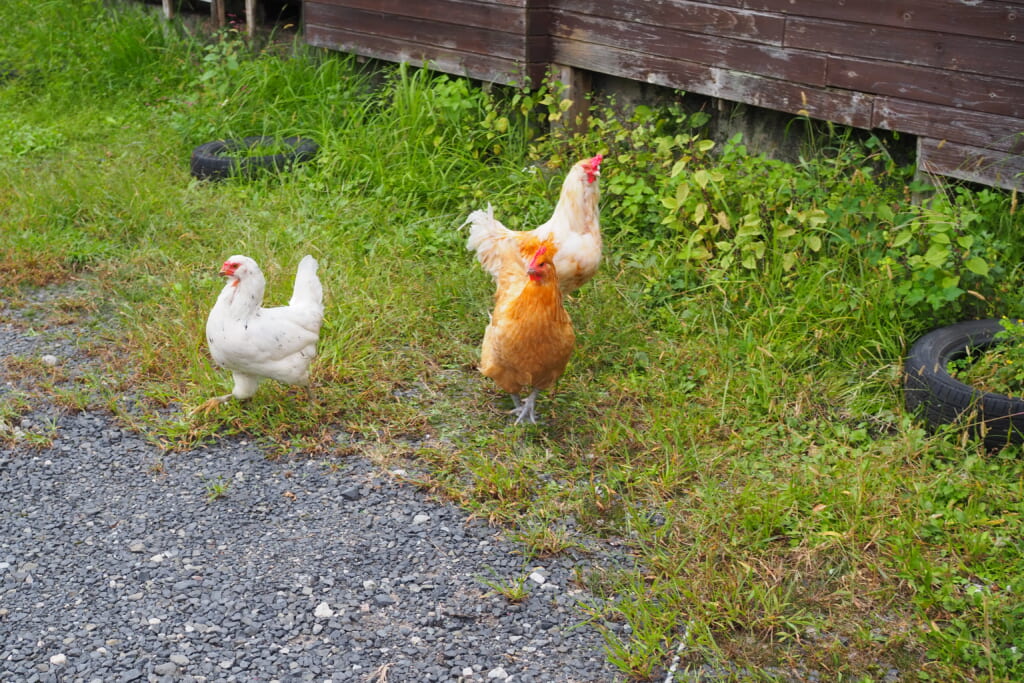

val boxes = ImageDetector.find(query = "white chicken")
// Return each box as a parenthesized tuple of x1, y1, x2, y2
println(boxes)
(194, 254, 324, 414)
(463, 154, 603, 296)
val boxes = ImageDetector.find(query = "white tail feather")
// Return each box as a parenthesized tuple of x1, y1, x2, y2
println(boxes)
(289, 255, 323, 309)
(463, 204, 513, 280)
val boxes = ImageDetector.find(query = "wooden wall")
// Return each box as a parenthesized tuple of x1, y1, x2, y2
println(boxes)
(304, 1, 551, 85)
(304, 0, 1024, 191)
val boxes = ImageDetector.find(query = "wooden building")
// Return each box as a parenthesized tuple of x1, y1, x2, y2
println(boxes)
(303, 0, 1023, 191)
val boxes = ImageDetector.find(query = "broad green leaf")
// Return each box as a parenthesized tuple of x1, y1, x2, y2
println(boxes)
(924, 243, 950, 266)
(892, 230, 914, 247)
(676, 183, 690, 204)
(737, 221, 763, 238)
(693, 202, 707, 224)
(806, 210, 828, 229)
(965, 256, 990, 276)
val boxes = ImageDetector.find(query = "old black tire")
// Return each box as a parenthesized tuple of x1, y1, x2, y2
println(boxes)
(190, 136, 319, 180)
(904, 318, 1024, 449)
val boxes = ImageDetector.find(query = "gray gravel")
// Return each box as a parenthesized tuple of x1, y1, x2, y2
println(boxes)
(0, 288, 624, 682)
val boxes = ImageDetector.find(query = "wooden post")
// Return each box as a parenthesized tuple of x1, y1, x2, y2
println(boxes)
(245, 0, 257, 35)
(211, 0, 227, 28)
(161, 0, 174, 19)
(551, 64, 592, 136)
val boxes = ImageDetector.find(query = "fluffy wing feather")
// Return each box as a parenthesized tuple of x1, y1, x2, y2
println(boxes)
(464, 204, 515, 281)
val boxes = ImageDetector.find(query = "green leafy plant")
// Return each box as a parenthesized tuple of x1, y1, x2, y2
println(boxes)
(478, 566, 531, 603)
(204, 476, 230, 502)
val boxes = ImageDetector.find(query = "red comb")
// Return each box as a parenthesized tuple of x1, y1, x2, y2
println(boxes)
(582, 154, 603, 183)
(528, 245, 549, 268)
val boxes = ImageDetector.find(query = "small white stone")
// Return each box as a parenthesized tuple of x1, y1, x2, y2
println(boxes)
(362, 579, 377, 591)
(41, 354, 58, 367)
(314, 602, 334, 619)
(487, 667, 509, 680)
(462, 667, 475, 677)
(49, 653, 67, 667)
(412, 513, 430, 525)
(528, 571, 546, 585)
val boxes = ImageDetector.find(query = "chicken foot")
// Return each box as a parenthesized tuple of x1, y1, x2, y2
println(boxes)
(190, 393, 234, 416)
(191, 384, 314, 417)
(509, 389, 540, 425)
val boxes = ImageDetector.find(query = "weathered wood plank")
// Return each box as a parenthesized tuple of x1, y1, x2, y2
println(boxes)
(749, 0, 1023, 43)
(304, 5, 528, 61)
(312, 0, 527, 7)
(918, 137, 1024, 192)
(304, 25, 546, 84)
(829, 57, 1024, 120)
(683, 0, 745, 8)
(547, 0, 785, 44)
(551, 10, 827, 85)
(308, 0, 529, 33)
(551, 39, 875, 128)
(874, 97, 1024, 155)
(786, 18, 1024, 80)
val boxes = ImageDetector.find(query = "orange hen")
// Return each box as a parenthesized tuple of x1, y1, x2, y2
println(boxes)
(479, 237, 575, 425)
(464, 154, 602, 296)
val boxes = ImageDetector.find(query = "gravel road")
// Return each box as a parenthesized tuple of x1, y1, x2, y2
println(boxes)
(0, 287, 625, 682)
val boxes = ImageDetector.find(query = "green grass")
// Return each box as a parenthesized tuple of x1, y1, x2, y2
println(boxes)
(2, 1, 1024, 680)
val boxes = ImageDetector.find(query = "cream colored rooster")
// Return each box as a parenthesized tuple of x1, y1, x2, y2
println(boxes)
(464, 154, 603, 296)
(194, 254, 324, 414)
